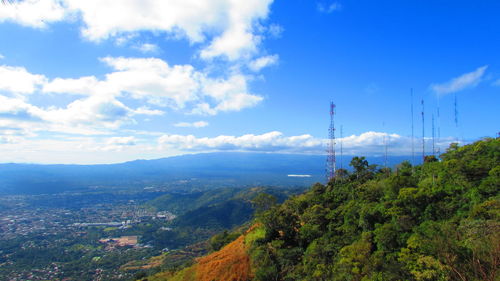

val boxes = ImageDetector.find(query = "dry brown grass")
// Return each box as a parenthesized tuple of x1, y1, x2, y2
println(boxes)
(161, 225, 259, 281)
(194, 227, 256, 281)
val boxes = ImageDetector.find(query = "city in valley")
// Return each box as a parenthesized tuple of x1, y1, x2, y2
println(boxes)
(0, 190, 178, 280)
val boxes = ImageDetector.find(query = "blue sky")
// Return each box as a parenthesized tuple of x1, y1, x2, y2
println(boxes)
(0, 0, 498, 164)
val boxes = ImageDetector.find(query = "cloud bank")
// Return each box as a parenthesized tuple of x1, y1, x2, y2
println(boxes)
(158, 131, 455, 156)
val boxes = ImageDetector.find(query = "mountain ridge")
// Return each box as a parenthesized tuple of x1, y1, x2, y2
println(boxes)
(0, 152, 415, 194)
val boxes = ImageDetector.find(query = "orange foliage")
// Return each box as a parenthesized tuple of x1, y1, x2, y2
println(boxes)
(195, 233, 252, 281)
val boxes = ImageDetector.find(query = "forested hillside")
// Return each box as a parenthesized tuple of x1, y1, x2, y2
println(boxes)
(155, 138, 499, 281)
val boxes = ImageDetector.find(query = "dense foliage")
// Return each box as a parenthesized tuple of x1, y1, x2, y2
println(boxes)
(250, 138, 499, 281)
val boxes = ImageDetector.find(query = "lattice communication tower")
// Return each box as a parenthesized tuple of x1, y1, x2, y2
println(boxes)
(326, 102, 336, 183)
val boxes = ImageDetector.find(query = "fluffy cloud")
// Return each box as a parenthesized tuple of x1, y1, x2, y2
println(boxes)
(0, 93, 139, 135)
(0, 65, 46, 94)
(174, 121, 209, 128)
(45, 56, 262, 115)
(0, 0, 68, 28)
(196, 74, 263, 114)
(106, 57, 260, 114)
(0, 57, 262, 134)
(431, 65, 488, 95)
(248, 55, 279, 72)
(43, 76, 99, 95)
(158, 131, 320, 152)
(0, 95, 44, 121)
(41, 95, 134, 128)
(1, 0, 274, 61)
(158, 131, 455, 156)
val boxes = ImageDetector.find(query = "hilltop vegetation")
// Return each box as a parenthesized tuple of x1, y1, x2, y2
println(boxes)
(157, 138, 499, 281)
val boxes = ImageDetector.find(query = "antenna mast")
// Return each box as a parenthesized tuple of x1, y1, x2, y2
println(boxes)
(340, 125, 343, 170)
(454, 93, 460, 143)
(326, 102, 336, 183)
(411, 89, 415, 165)
(421, 99, 425, 162)
(432, 114, 435, 156)
(383, 122, 388, 168)
(437, 98, 441, 154)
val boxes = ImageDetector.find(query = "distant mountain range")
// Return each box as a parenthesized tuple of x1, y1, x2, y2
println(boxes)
(0, 152, 416, 194)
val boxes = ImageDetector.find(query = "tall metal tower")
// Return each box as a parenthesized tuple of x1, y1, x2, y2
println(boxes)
(410, 89, 415, 165)
(432, 114, 435, 156)
(383, 122, 388, 168)
(454, 93, 460, 143)
(326, 102, 336, 183)
(421, 99, 425, 162)
(340, 125, 343, 170)
(437, 102, 441, 154)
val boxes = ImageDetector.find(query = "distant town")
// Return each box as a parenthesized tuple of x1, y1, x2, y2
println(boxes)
(0, 191, 177, 280)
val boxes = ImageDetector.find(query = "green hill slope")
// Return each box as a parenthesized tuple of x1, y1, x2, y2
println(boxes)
(149, 138, 499, 281)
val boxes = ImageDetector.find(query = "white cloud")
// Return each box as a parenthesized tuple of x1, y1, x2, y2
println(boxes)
(197, 0, 273, 61)
(99, 57, 263, 114)
(248, 55, 279, 72)
(43, 76, 99, 95)
(43, 57, 263, 115)
(158, 131, 322, 153)
(317, 2, 342, 13)
(0, 57, 262, 135)
(0, 93, 135, 134)
(134, 106, 164, 116)
(1, 0, 276, 61)
(40, 95, 135, 129)
(0, 65, 46, 94)
(135, 43, 159, 53)
(197, 74, 263, 114)
(200, 24, 261, 61)
(158, 130, 455, 156)
(0, 53, 4, 59)
(431, 65, 488, 95)
(0, 0, 68, 28)
(99, 56, 201, 108)
(106, 136, 136, 146)
(174, 121, 209, 128)
(0, 95, 44, 121)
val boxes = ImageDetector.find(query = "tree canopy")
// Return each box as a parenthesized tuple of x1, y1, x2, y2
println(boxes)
(249, 138, 499, 281)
